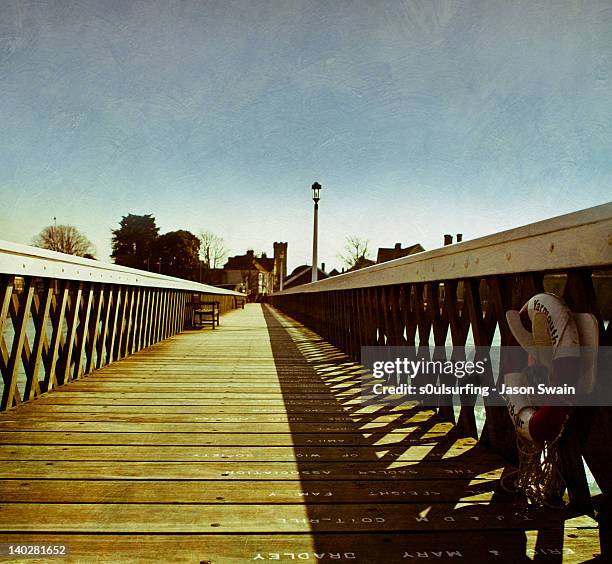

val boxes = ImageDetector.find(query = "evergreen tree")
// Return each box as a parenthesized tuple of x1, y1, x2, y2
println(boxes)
(151, 230, 201, 280)
(111, 214, 159, 270)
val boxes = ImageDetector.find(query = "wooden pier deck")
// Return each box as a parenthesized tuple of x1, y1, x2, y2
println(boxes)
(0, 304, 601, 562)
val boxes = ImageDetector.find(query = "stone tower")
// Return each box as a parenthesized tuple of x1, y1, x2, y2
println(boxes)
(273, 242, 288, 291)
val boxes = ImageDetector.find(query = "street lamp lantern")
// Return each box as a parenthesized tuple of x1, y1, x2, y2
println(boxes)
(312, 182, 322, 203)
(311, 182, 322, 282)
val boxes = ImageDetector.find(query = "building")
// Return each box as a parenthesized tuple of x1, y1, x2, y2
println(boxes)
(346, 256, 376, 272)
(283, 264, 329, 289)
(202, 243, 288, 300)
(222, 250, 272, 300)
(376, 242, 424, 264)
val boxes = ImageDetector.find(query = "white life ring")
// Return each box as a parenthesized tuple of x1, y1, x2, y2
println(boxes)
(504, 293, 598, 443)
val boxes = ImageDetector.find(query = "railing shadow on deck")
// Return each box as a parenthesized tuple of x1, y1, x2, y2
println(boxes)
(268, 204, 612, 561)
(262, 305, 603, 562)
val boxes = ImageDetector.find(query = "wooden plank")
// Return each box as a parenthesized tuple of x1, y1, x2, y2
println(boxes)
(20, 387, 363, 396)
(174, 291, 184, 335)
(0, 420, 454, 435)
(166, 290, 176, 338)
(19, 396, 363, 406)
(0, 459, 513, 481)
(0, 276, 14, 343)
(0, 276, 15, 382)
(71, 283, 94, 381)
(146, 289, 158, 347)
(0, 478, 514, 504)
(84, 285, 104, 374)
(163, 290, 172, 340)
(44, 280, 69, 392)
(0, 411, 440, 424)
(129, 287, 142, 354)
(124, 287, 139, 357)
(403, 283, 418, 345)
(175, 291, 184, 334)
(430, 280, 453, 422)
(1, 278, 34, 409)
(8, 281, 34, 384)
(560, 270, 604, 511)
(155, 290, 165, 342)
(0, 431, 449, 446)
(0, 532, 600, 564)
(133, 288, 145, 351)
(106, 287, 122, 363)
(115, 286, 130, 360)
(156, 290, 167, 343)
(65, 374, 345, 380)
(49, 388, 356, 396)
(143, 288, 154, 348)
(388, 285, 405, 346)
(0, 441, 489, 461)
(134, 288, 147, 352)
(0, 403, 425, 416)
(464, 277, 511, 453)
(55, 381, 336, 389)
(60, 282, 82, 385)
(1, 401, 357, 412)
(95, 287, 113, 369)
(24, 280, 53, 400)
(484, 276, 520, 462)
(0, 502, 596, 533)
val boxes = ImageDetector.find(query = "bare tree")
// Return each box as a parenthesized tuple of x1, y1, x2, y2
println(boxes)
(198, 230, 227, 269)
(32, 224, 95, 257)
(338, 235, 372, 269)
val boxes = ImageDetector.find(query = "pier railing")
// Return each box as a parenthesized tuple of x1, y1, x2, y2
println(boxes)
(0, 241, 245, 412)
(272, 203, 612, 511)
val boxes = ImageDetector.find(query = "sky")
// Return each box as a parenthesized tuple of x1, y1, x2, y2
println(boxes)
(1, 0, 610, 273)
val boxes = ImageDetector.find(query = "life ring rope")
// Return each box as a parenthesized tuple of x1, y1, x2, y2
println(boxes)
(500, 292, 598, 507)
(504, 293, 597, 444)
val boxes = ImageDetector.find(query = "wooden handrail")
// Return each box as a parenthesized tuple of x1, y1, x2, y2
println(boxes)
(271, 202, 612, 512)
(0, 242, 246, 412)
(277, 202, 612, 293)
(0, 239, 245, 296)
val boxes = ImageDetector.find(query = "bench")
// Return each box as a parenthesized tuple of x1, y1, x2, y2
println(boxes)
(192, 300, 220, 329)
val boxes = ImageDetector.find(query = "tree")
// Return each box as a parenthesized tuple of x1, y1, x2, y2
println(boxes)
(32, 224, 95, 257)
(338, 235, 372, 269)
(198, 230, 227, 269)
(151, 230, 201, 280)
(111, 214, 159, 270)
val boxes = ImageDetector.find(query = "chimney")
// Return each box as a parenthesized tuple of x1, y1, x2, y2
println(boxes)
(456, 233, 463, 243)
(444, 234, 453, 246)
(394, 243, 402, 250)
(321, 262, 325, 272)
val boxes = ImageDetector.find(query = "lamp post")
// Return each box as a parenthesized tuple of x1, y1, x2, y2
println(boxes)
(311, 182, 321, 283)
(279, 250, 285, 292)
